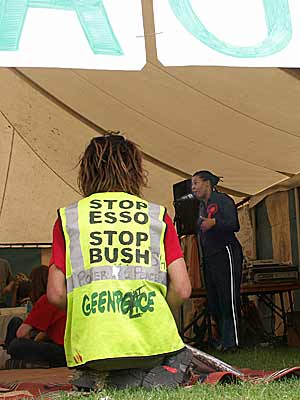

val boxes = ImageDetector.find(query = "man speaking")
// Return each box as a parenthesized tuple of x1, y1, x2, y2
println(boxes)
(191, 170, 243, 352)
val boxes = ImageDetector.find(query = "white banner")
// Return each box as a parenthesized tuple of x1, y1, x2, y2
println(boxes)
(154, 0, 300, 67)
(1, 0, 300, 69)
(0, 0, 146, 70)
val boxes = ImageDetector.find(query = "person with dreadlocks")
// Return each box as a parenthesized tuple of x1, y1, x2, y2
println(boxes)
(191, 171, 243, 353)
(47, 132, 192, 391)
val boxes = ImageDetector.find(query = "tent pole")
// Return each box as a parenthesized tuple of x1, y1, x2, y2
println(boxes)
(294, 188, 300, 271)
(250, 207, 257, 260)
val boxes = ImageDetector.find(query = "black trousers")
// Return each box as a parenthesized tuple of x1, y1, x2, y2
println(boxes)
(6, 317, 66, 368)
(203, 242, 243, 349)
(5, 317, 23, 347)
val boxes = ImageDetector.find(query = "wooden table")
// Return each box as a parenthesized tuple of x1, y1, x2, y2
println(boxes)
(192, 281, 300, 298)
(181, 281, 300, 345)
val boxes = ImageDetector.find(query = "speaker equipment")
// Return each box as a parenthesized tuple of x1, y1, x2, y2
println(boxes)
(173, 179, 199, 237)
(243, 259, 299, 284)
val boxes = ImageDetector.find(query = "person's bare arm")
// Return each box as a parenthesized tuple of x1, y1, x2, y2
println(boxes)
(47, 265, 67, 311)
(167, 257, 191, 315)
(10, 282, 18, 307)
(16, 323, 32, 339)
(2, 280, 15, 295)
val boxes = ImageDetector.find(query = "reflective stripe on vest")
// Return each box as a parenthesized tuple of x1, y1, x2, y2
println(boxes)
(63, 198, 167, 293)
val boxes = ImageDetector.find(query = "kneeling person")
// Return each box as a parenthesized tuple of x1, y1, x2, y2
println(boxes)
(47, 133, 192, 390)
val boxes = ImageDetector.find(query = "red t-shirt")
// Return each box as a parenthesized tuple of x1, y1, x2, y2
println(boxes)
(49, 213, 183, 274)
(24, 294, 66, 346)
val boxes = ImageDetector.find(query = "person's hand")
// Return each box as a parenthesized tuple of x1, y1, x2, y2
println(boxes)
(34, 332, 48, 343)
(200, 217, 216, 232)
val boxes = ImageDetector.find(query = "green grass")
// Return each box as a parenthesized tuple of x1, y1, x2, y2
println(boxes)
(210, 346, 300, 370)
(59, 347, 300, 400)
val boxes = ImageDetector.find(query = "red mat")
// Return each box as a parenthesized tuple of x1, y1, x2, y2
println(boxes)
(0, 382, 73, 399)
(1, 366, 300, 398)
(188, 366, 300, 385)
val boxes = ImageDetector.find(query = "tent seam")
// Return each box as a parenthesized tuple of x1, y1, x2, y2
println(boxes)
(150, 62, 300, 140)
(11, 68, 249, 196)
(71, 69, 292, 177)
(0, 110, 81, 196)
(0, 125, 15, 220)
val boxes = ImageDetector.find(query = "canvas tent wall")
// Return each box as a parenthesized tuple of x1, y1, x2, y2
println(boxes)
(238, 184, 300, 267)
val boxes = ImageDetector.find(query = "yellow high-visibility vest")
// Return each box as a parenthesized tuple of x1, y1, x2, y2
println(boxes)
(59, 192, 184, 367)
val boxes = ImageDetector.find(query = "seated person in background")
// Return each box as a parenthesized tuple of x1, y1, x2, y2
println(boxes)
(5, 265, 48, 346)
(5, 265, 67, 368)
(7, 293, 66, 368)
(29, 265, 49, 304)
(0, 258, 14, 308)
(11, 273, 32, 309)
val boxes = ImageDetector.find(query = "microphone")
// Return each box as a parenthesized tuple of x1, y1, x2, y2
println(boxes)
(175, 193, 195, 202)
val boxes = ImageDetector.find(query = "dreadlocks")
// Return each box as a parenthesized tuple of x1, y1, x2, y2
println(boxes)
(78, 132, 148, 197)
(193, 170, 221, 189)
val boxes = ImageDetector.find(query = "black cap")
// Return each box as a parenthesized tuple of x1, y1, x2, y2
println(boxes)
(192, 170, 221, 187)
